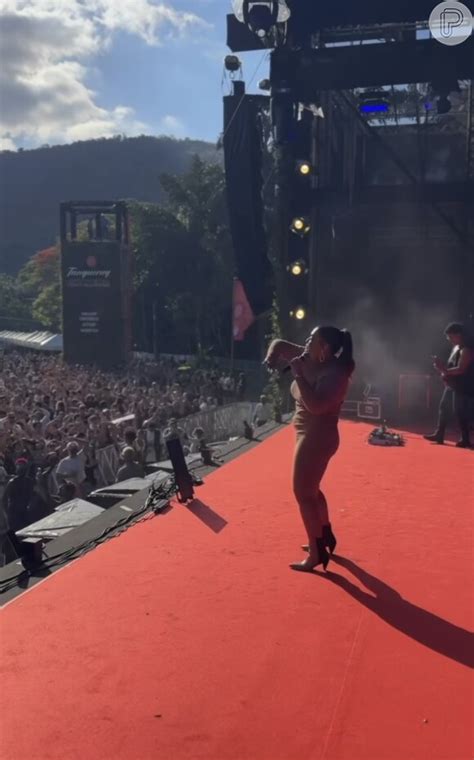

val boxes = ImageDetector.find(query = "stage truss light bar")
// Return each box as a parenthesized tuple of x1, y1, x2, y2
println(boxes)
(270, 39, 474, 94)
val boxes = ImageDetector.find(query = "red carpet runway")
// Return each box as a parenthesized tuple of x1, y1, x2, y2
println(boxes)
(1, 421, 473, 760)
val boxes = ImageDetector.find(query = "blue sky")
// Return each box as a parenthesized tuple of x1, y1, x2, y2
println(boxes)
(88, 1, 250, 142)
(0, 0, 269, 150)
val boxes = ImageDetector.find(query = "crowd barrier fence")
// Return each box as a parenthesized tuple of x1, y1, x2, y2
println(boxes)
(47, 444, 121, 496)
(47, 402, 257, 495)
(172, 402, 257, 443)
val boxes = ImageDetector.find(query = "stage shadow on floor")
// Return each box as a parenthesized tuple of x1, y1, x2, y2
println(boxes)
(323, 556, 473, 668)
(186, 499, 228, 534)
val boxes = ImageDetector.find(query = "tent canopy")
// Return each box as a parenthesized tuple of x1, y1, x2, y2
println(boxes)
(0, 330, 63, 352)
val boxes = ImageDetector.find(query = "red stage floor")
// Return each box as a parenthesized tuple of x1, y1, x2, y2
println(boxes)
(1, 421, 473, 760)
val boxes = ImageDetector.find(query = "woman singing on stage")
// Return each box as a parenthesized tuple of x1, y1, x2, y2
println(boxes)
(265, 326, 355, 572)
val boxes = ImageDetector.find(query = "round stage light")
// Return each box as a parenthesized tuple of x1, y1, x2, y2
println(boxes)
(290, 307, 307, 320)
(232, 1, 291, 24)
(290, 217, 310, 235)
(289, 260, 306, 276)
(297, 160, 312, 176)
(224, 55, 242, 73)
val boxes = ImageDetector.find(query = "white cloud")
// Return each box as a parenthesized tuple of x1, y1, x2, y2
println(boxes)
(0, 136, 16, 150)
(0, 1, 206, 149)
(157, 114, 186, 137)
(61, 105, 148, 143)
(90, 0, 206, 45)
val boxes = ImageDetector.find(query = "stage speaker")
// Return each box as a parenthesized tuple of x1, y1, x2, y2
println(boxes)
(6, 531, 43, 565)
(166, 439, 195, 503)
(223, 90, 273, 316)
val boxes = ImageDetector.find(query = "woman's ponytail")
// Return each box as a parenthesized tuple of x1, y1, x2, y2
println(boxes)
(316, 325, 356, 376)
(339, 329, 355, 376)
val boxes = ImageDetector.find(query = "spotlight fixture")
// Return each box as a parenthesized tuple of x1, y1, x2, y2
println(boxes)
(224, 55, 242, 73)
(290, 217, 310, 236)
(290, 307, 307, 320)
(296, 160, 312, 176)
(258, 78, 271, 91)
(288, 260, 307, 276)
(232, 1, 291, 38)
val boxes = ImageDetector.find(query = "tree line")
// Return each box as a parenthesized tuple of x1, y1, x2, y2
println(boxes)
(0, 157, 236, 357)
(0, 135, 219, 274)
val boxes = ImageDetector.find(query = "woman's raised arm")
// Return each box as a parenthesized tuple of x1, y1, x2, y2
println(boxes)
(265, 339, 305, 369)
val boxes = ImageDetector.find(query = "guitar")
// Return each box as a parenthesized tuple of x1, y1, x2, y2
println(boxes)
(443, 375, 463, 392)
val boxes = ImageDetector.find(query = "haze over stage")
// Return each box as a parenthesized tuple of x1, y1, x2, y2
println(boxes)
(1, 421, 472, 760)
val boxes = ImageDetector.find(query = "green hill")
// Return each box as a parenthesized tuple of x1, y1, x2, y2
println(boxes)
(0, 135, 220, 273)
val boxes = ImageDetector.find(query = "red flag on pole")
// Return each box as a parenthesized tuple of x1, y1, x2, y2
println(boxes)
(232, 278, 255, 341)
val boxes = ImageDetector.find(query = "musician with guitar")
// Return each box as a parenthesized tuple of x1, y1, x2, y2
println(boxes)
(425, 323, 474, 448)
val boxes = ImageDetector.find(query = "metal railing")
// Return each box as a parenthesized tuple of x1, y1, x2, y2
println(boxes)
(172, 402, 257, 442)
(47, 402, 258, 494)
(48, 444, 121, 496)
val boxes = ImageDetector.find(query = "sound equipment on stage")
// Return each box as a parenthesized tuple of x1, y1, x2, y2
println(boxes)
(88, 475, 167, 508)
(16, 499, 104, 541)
(341, 397, 382, 420)
(358, 398, 382, 420)
(6, 531, 43, 566)
(224, 84, 273, 318)
(166, 438, 195, 504)
(368, 424, 405, 447)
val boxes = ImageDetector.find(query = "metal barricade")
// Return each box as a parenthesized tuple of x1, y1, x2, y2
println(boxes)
(48, 444, 120, 496)
(96, 446, 120, 486)
(47, 404, 257, 495)
(175, 402, 257, 442)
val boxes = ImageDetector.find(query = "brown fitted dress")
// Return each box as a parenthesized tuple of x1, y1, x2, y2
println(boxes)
(291, 359, 349, 498)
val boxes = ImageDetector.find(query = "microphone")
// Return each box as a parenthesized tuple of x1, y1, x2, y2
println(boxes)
(283, 353, 308, 373)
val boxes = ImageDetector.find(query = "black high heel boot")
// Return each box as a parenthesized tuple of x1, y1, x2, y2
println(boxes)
(290, 538, 330, 573)
(322, 524, 337, 554)
(301, 524, 337, 555)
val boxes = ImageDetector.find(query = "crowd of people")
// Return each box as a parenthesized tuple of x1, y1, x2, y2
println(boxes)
(0, 351, 248, 542)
